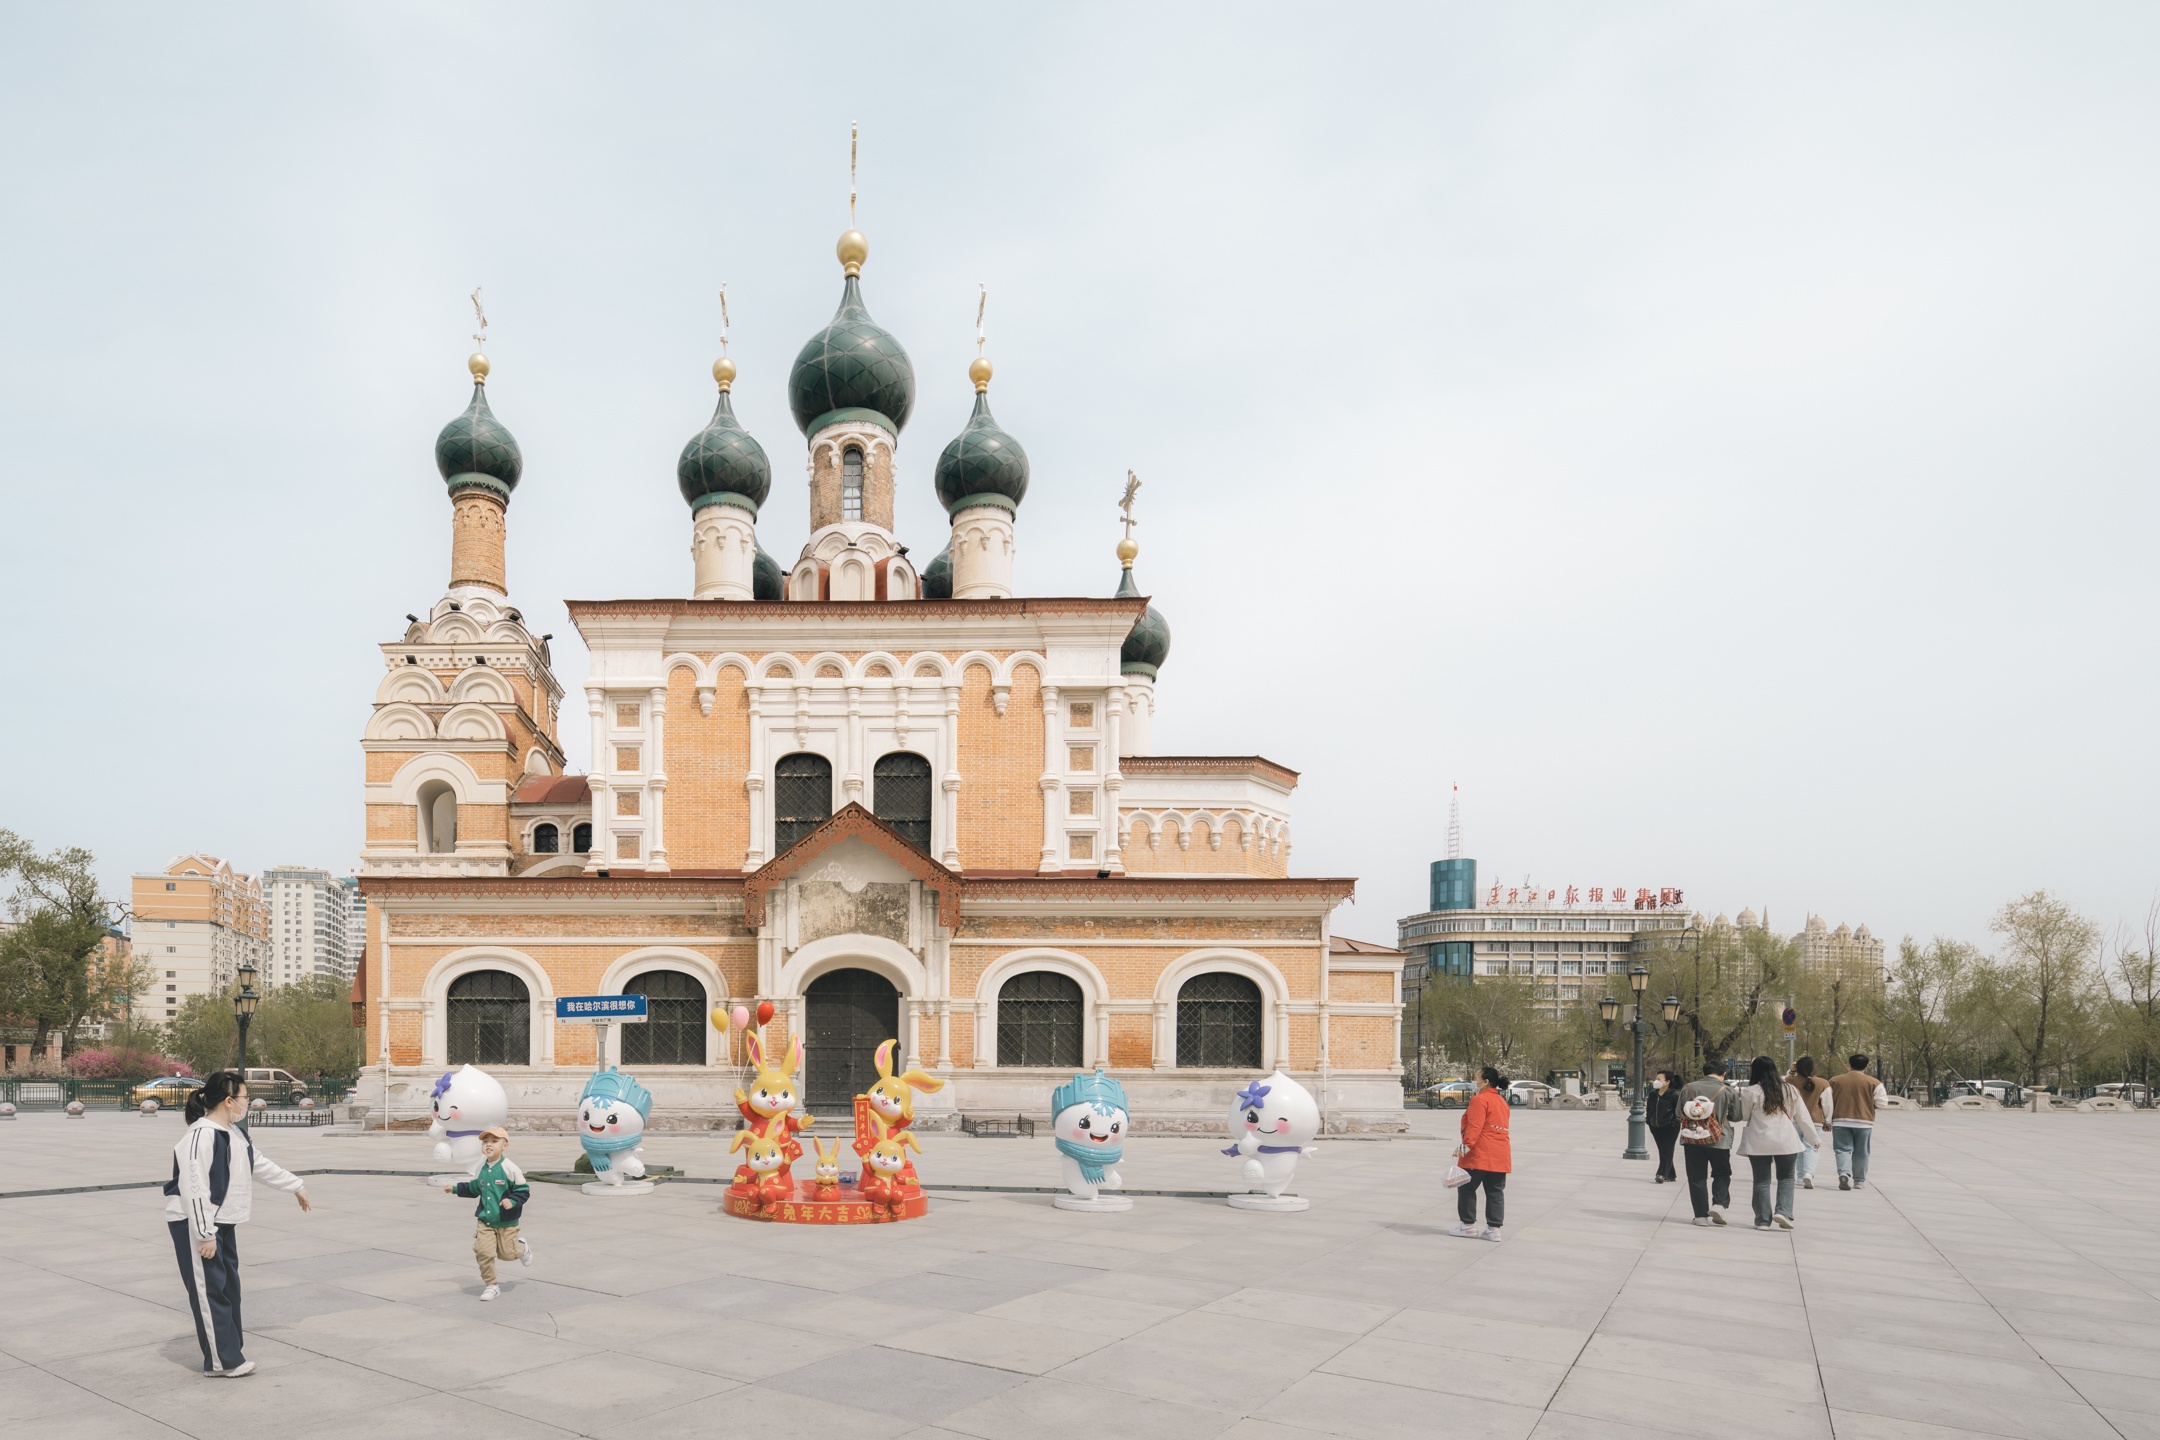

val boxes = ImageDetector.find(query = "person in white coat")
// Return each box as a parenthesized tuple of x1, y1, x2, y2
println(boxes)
(1734, 1054, 1820, 1231)
(162, 1070, 313, 1376)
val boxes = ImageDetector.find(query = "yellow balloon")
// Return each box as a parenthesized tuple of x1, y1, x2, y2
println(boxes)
(710, 1007, 729, 1032)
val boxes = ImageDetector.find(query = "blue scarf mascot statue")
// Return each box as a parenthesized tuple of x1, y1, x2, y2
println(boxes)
(1051, 1068, 1128, 1201)
(577, 1067, 653, 1189)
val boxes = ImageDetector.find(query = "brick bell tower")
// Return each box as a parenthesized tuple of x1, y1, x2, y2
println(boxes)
(358, 346, 567, 879)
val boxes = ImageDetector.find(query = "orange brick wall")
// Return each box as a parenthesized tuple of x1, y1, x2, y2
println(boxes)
(1328, 1015, 1395, 1069)
(1330, 972, 1395, 1004)
(956, 661, 1044, 870)
(664, 662, 750, 869)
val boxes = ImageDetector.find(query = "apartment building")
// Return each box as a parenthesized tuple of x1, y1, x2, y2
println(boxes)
(129, 855, 269, 1023)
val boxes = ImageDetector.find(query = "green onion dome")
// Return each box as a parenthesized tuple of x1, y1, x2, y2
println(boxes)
(788, 238, 915, 438)
(920, 541, 952, 599)
(678, 358, 771, 513)
(1116, 557, 1171, 677)
(435, 354, 522, 499)
(753, 541, 785, 601)
(933, 358, 1029, 516)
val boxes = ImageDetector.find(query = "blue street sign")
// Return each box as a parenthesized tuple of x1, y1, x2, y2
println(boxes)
(555, 994, 649, 1024)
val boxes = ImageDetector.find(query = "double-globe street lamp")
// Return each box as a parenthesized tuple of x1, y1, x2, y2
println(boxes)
(234, 960, 260, 1069)
(1599, 965, 1681, 1161)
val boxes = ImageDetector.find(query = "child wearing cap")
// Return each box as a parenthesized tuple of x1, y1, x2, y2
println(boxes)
(444, 1126, 532, 1300)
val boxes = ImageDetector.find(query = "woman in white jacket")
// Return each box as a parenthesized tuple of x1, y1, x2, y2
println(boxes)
(163, 1070, 312, 1376)
(1734, 1054, 1819, 1231)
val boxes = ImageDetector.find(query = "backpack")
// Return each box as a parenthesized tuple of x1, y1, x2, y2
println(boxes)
(1678, 1093, 1722, 1146)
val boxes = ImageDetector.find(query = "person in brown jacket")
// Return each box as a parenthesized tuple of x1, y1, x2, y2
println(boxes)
(1825, 1053, 1887, 1189)
(1787, 1056, 1828, 1190)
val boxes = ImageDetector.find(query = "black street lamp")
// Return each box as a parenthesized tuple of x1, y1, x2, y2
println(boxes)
(234, 961, 260, 1070)
(1601, 971, 1689, 1162)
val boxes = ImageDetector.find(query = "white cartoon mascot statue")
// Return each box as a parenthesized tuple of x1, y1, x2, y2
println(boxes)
(578, 1067, 654, 1195)
(1221, 1071, 1320, 1211)
(429, 1065, 510, 1178)
(1051, 1068, 1132, 1212)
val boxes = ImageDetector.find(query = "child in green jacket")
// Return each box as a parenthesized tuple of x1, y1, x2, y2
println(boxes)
(445, 1126, 533, 1300)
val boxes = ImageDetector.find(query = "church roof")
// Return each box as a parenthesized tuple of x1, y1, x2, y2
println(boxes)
(742, 802, 960, 929)
(788, 273, 915, 439)
(435, 369, 522, 499)
(512, 775, 591, 805)
(934, 389, 1029, 515)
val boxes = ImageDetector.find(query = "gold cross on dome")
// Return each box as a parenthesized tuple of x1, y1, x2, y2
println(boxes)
(1119, 471, 1142, 538)
(470, 287, 488, 353)
(718, 283, 730, 355)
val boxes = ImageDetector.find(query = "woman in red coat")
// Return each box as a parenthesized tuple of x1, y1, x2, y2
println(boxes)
(1452, 1066, 1512, 1242)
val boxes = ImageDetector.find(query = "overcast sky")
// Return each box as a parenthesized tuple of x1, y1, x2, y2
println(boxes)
(3, 5, 2155, 956)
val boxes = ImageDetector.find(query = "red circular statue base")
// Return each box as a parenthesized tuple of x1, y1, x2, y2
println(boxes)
(721, 1177, 929, 1225)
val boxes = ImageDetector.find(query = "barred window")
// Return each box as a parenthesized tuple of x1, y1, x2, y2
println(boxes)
(447, 970, 529, 1066)
(774, 753, 834, 852)
(998, 970, 1082, 1068)
(621, 969, 707, 1066)
(1176, 972, 1262, 1068)
(872, 751, 933, 850)
(531, 824, 559, 854)
(572, 823, 593, 854)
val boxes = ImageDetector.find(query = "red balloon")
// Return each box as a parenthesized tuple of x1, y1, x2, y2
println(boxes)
(756, 1000, 775, 1026)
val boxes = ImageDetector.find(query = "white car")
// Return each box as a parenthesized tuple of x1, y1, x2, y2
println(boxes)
(1506, 1080, 1558, 1106)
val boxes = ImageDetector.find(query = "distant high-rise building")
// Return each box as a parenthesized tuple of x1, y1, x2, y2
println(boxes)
(129, 855, 270, 1024)
(341, 874, 365, 980)
(1794, 914, 1884, 983)
(261, 865, 352, 987)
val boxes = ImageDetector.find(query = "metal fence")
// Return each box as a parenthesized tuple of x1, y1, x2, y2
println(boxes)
(0, 1076, 363, 1109)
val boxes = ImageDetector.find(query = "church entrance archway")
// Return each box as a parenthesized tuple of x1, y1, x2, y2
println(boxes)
(803, 967, 900, 1116)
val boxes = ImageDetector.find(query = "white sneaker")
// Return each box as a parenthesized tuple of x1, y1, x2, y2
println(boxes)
(1773, 1213, 1794, 1229)
(1479, 1228, 1503, 1243)
(479, 1285, 499, 1302)
(1693, 1216, 1714, 1227)
(1803, 1177, 1814, 1189)
(1448, 1223, 1482, 1239)
(518, 1238, 535, 1268)
(1709, 1208, 1728, 1226)
(1838, 1174, 1852, 1191)
(1853, 1181, 1867, 1190)
(210, 1361, 256, 1378)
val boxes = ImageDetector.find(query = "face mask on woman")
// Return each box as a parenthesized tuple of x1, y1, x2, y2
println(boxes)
(1652, 1078, 1667, 1092)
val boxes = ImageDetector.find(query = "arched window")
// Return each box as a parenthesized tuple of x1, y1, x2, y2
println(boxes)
(1177, 972, 1262, 1068)
(998, 970, 1083, 1068)
(872, 751, 933, 850)
(447, 970, 529, 1066)
(841, 446, 864, 521)
(417, 780, 458, 853)
(774, 753, 833, 852)
(621, 969, 707, 1066)
(572, 823, 592, 854)
(532, 823, 559, 854)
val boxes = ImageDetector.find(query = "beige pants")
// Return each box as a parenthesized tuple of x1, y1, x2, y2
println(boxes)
(474, 1222, 522, 1284)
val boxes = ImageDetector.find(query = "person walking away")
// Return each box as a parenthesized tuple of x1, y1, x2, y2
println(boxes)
(163, 1070, 313, 1377)
(1647, 1070, 1683, 1183)
(446, 1125, 532, 1300)
(1825, 1054, 1887, 1190)
(1736, 1055, 1819, 1230)
(1787, 1056, 1828, 1190)
(1450, 1066, 1511, 1242)
(1679, 1059, 1744, 1226)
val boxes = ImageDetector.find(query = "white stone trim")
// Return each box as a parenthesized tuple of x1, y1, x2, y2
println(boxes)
(1152, 948, 1292, 1072)
(970, 947, 1110, 1069)
(417, 945, 557, 1068)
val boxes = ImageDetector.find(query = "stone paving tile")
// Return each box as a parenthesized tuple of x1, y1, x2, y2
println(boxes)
(882, 1311, 1112, 1373)
(758, 1345, 1026, 1424)
(456, 1351, 740, 1431)
(1256, 1370, 1543, 1440)
(302, 1391, 584, 1440)
(1823, 1369, 2124, 1440)
(1054, 1310, 1353, 1414)
(2055, 1365, 2160, 1417)
(938, 1373, 1240, 1440)
(977, 1285, 1182, 1338)
(1319, 1331, 1571, 1408)
(1198, 1286, 1398, 1334)
(1548, 1364, 1834, 1440)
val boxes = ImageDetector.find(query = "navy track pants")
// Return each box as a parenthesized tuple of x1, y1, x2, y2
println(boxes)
(168, 1220, 244, 1372)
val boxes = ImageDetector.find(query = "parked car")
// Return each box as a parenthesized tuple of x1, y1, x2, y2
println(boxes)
(1421, 1081, 1473, 1109)
(2084, 1082, 2154, 1107)
(241, 1068, 310, 1105)
(1506, 1080, 1558, 1107)
(125, 1076, 204, 1108)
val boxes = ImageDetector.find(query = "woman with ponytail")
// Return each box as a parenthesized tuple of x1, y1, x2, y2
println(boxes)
(163, 1070, 312, 1376)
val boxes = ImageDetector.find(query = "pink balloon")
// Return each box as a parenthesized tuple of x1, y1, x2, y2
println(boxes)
(731, 1006, 750, 1031)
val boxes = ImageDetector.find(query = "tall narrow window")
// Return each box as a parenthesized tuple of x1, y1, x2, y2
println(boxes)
(1176, 972, 1262, 1068)
(531, 823, 559, 854)
(872, 751, 933, 850)
(774, 753, 834, 852)
(621, 969, 708, 1066)
(572, 822, 592, 854)
(842, 446, 864, 521)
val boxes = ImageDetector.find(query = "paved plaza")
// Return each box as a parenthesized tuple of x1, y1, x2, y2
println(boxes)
(4, 1109, 2159, 1440)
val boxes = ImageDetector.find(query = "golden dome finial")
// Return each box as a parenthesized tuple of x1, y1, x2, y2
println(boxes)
(468, 286, 489, 382)
(1116, 536, 1139, 566)
(468, 352, 490, 383)
(969, 283, 991, 390)
(837, 229, 868, 276)
(713, 355, 737, 391)
(969, 356, 993, 392)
